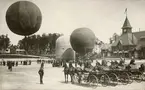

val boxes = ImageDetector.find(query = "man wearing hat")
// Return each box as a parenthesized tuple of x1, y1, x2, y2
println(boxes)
(130, 57, 136, 65)
(38, 62, 44, 84)
(101, 59, 108, 66)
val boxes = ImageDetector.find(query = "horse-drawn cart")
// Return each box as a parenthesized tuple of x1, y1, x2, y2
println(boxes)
(72, 64, 145, 88)
(104, 69, 131, 85)
(103, 64, 145, 85)
(72, 67, 111, 88)
(64, 61, 145, 89)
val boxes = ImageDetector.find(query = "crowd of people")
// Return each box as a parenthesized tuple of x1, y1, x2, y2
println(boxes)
(0, 60, 32, 71)
(1, 57, 144, 84)
(0, 60, 18, 71)
(37, 59, 53, 64)
(22, 60, 32, 65)
(0, 58, 45, 84)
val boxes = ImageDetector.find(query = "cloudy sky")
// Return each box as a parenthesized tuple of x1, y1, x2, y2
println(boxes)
(0, 0, 145, 45)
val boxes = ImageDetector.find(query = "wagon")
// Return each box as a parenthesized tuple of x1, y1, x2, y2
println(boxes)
(125, 64, 145, 83)
(72, 68, 111, 88)
(72, 64, 145, 88)
(104, 64, 145, 85)
(127, 69, 144, 83)
(103, 69, 131, 85)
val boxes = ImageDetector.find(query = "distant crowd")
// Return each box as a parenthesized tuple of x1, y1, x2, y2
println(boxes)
(0, 60, 32, 71)
(37, 59, 53, 64)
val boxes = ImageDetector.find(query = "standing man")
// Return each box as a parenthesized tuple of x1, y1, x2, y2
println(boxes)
(16, 61, 18, 66)
(38, 62, 44, 84)
(3, 61, 5, 66)
(8, 61, 13, 71)
(130, 58, 136, 65)
(102, 59, 107, 66)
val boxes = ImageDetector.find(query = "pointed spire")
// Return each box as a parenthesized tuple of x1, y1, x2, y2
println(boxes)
(122, 16, 132, 29)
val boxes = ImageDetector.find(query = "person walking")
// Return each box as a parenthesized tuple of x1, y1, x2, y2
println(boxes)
(16, 61, 18, 66)
(38, 62, 44, 84)
(8, 61, 13, 71)
(3, 61, 5, 66)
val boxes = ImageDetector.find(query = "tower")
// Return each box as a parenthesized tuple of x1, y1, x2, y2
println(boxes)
(122, 16, 132, 34)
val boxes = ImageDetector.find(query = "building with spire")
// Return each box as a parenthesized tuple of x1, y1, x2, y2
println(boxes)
(111, 16, 145, 59)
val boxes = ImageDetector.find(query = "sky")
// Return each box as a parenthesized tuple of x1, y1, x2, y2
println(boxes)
(0, 0, 145, 45)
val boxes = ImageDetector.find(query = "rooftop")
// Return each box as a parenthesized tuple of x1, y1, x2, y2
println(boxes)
(122, 17, 132, 29)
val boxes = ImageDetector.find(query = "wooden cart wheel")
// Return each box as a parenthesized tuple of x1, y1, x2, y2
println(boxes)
(100, 74, 110, 87)
(127, 72, 133, 84)
(135, 72, 143, 83)
(109, 73, 118, 86)
(142, 73, 145, 81)
(119, 72, 130, 85)
(88, 75, 98, 88)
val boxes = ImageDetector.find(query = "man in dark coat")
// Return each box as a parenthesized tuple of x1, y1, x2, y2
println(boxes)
(130, 58, 136, 65)
(3, 61, 5, 66)
(102, 59, 107, 66)
(38, 62, 44, 84)
(8, 61, 12, 71)
(16, 61, 18, 66)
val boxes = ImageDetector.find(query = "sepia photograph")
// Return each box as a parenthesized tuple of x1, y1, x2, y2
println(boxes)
(0, 0, 145, 90)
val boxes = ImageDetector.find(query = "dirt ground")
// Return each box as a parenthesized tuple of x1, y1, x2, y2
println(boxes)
(0, 61, 145, 90)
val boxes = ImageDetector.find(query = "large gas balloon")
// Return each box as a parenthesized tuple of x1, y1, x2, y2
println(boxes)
(70, 28, 96, 55)
(55, 36, 75, 61)
(62, 48, 75, 62)
(6, 1, 42, 36)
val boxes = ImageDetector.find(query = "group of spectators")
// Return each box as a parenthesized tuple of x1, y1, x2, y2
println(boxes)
(0, 61, 18, 66)
(22, 60, 31, 65)
(0, 60, 32, 71)
(37, 59, 53, 64)
(0, 60, 19, 71)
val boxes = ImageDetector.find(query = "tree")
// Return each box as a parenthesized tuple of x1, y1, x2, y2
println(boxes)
(0, 34, 10, 50)
(9, 44, 17, 54)
(109, 37, 113, 44)
(17, 33, 61, 55)
(109, 33, 119, 44)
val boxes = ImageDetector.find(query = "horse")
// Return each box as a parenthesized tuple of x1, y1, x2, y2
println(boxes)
(68, 63, 76, 83)
(63, 63, 69, 83)
(63, 62, 80, 83)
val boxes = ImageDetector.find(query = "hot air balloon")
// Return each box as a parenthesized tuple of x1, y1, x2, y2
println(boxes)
(62, 48, 75, 62)
(70, 28, 96, 55)
(55, 36, 75, 62)
(6, 1, 42, 36)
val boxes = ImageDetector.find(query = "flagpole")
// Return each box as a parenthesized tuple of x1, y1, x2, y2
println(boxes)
(125, 8, 127, 17)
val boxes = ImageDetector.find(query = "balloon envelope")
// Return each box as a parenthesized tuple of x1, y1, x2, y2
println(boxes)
(62, 48, 75, 62)
(70, 28, 96, 55)
(55, 36, 75, 61)
(6, 1, 42, 36)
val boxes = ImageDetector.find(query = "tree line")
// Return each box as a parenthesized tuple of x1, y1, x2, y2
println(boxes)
(18, 33, 62, 55)
(0, 34, 10, 51)
(0, 33, 104, 57)
(0, 33, 62, 55)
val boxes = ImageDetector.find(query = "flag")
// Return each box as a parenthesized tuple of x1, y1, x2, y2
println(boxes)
(125, 8, 127, 13)
(124, 8, 127, 15)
